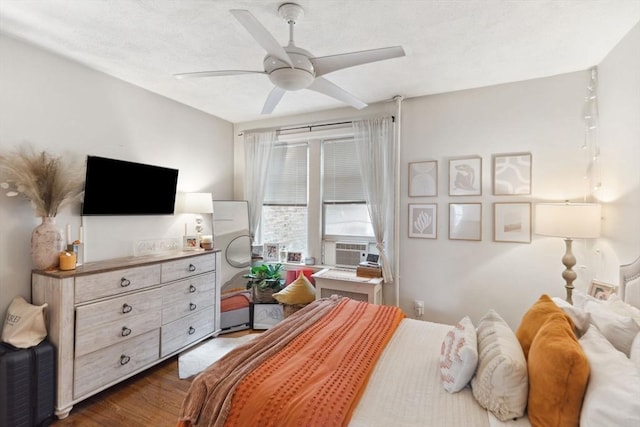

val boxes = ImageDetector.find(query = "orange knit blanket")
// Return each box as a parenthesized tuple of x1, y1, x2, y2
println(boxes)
(177, 297, 404, 427)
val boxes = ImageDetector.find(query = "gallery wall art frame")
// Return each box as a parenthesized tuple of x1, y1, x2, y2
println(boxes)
(493, 202, 532, 243)
(492, 152, 532, 195)
(449, 156, 482, 196)
(449, 203, 482, 241)
(408, 160, 438, 197)
(408, 203, 437, 239)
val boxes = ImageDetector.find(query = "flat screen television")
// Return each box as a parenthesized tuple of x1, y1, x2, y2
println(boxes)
(82, 155, 179, 216)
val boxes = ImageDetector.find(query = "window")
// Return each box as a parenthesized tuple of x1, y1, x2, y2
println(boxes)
(259, 143, 308, 254)
(323, 139, 374, 239)
(257, 132, 373, 265)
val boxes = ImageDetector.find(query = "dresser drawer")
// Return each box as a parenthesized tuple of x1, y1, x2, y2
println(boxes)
(75, 264, 161, 303)
(161, 253, 216, 283)
(75, 288, 162, 357)
(74, 329, 160, 399)
(161, 306, 215, 357)
(161, 272, 215, 324)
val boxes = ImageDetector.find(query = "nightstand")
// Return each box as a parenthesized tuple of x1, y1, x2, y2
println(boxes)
(312, 268, 383, 305)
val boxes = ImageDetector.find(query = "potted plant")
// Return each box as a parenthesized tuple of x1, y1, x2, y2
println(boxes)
(244, 263, 285, 303)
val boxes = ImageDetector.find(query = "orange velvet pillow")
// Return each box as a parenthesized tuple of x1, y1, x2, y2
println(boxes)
(527, 313, 590, 427)
(516, 294, 571, 359)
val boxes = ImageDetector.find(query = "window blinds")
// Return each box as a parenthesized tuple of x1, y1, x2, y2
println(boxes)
(323, 138, 365, 203)
(263, 143, 308, 206)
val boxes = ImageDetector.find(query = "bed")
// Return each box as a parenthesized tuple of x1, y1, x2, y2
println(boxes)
(178, 258, 640, 427)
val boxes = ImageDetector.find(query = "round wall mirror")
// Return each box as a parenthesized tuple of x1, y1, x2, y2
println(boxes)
(226, 234, 251, 268)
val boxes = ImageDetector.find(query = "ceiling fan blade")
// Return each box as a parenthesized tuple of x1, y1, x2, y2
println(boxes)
(174, 70, 266, 79)
(307, 77, 367, 110)
(310, 46, 405, 77)
(262, 86, 286, 114)
(230, 9, 293, 67)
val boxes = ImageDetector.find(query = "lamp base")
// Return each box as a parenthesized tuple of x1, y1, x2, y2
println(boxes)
(561, 238, 577, 304)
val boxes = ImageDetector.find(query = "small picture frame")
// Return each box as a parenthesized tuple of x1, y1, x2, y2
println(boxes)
(183, 235, 200, 250)
(286, 251, 302, 263)
(588, 280, 617, 300)
(250, 302, 284, 330)
(251, 244, 264, 259)
(263, 243, 280, 262)
(493, 153, 532, 195)
(409, 160, 438, 197)
(449, 203, 482, 241)
(449, 156, 482, 196)
(408, 203, 437, 239)
(493, 202, 531, 243)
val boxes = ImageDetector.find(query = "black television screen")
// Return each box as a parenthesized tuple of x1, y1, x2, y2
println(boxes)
(82, 156, 179, 215)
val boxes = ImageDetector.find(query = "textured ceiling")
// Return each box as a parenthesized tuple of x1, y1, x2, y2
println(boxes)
(1, 0, 639, 124)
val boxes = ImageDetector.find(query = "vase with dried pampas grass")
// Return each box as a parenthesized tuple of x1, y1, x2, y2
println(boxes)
(0, 144, 85, 270)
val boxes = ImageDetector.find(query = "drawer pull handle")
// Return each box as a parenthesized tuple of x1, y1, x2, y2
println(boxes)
(122, 303, 133, 314)
(120, 278, 131, 287)
(188, 264, 196, 272)
(188, 326, 196, 335)
(189, 284, 197, 293)
(120, 355, 131, 365)
(189, 303, 197, 311)
(121, 327, 132, 337)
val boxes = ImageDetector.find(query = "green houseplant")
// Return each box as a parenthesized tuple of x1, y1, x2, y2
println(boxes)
(244, 263, 285, 303)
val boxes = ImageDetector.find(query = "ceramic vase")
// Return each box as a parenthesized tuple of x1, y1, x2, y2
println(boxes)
(31, 217, 64, 270)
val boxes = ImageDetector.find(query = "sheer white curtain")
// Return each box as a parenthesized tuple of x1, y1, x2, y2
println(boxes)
(243, 130, 277, 243)
(352, 116, 396, 283)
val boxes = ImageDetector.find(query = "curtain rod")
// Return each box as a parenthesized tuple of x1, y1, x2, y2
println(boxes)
(237, 115, 395, 137)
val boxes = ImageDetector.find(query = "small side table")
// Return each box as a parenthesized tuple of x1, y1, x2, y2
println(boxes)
(312, 268, 383, 305)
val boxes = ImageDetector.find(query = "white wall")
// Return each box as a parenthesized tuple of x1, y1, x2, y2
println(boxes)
(234, 24, 639, 329)
(0, 35, 235, 315)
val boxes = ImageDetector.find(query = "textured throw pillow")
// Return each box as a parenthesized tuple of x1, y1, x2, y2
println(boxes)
(552, 296, 591, 337)
(439, 316, 478, 393)
(527, 313, 589, 427)
(470, 309, 528, 421)
(272, 271, 316, 305)
(583, 299, 640, 356)
(604, 293, 640, 322)
(579, 325, 640, 427)
(516, 294, 571, 359)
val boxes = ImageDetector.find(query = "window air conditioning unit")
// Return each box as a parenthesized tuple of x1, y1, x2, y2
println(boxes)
(334, 242, 368, 268)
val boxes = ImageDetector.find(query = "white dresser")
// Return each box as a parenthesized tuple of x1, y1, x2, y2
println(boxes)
(31, 250, 221, 419)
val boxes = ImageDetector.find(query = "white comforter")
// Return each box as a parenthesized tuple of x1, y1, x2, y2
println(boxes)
(350, 318, 531, 427)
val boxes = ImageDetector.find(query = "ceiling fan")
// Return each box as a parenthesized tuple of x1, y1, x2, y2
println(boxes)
(174, 2, 405, 114)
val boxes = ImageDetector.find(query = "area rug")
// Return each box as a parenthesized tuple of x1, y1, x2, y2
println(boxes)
(178, 334, 258, 379)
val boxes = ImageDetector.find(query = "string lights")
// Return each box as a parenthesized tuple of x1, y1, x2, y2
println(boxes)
(582, 66, 602, 200)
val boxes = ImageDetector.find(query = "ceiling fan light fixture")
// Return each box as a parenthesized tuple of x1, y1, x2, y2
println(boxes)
(269, 68, 314, 90)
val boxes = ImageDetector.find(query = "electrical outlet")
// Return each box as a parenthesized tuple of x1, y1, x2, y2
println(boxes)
(413, 300, 424, 318)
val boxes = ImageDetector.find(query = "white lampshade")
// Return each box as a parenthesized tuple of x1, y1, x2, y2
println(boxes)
(175, 192, 213, 214)
(535, 203, 601, 239)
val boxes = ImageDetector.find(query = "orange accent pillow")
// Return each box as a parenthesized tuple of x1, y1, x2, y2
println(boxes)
(527, 313, 590, 427)
(516, 294, 571, 359)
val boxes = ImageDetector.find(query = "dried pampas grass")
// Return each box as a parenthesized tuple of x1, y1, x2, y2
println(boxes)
(0, 144, 85, 217)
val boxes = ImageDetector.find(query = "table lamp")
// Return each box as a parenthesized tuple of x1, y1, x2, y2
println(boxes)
(176, 192, 214, 243)
(535, 202, 601, 304)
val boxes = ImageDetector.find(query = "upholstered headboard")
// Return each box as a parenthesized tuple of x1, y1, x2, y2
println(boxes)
(620, 256, 640, 309)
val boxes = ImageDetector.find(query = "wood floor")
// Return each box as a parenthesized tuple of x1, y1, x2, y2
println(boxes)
(51, 330, 250, 427)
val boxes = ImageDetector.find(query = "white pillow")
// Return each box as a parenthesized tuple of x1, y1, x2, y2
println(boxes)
(470, 309, 528, 421)
(552, 297, 591, 337)
(583, 299, 640, 356)
(604, 294, 640, 322)
(579, 325, 640, 427)
(439, 316, 478, 393)
(630, 332, 640, 370)
(572, 289, 601, 310)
